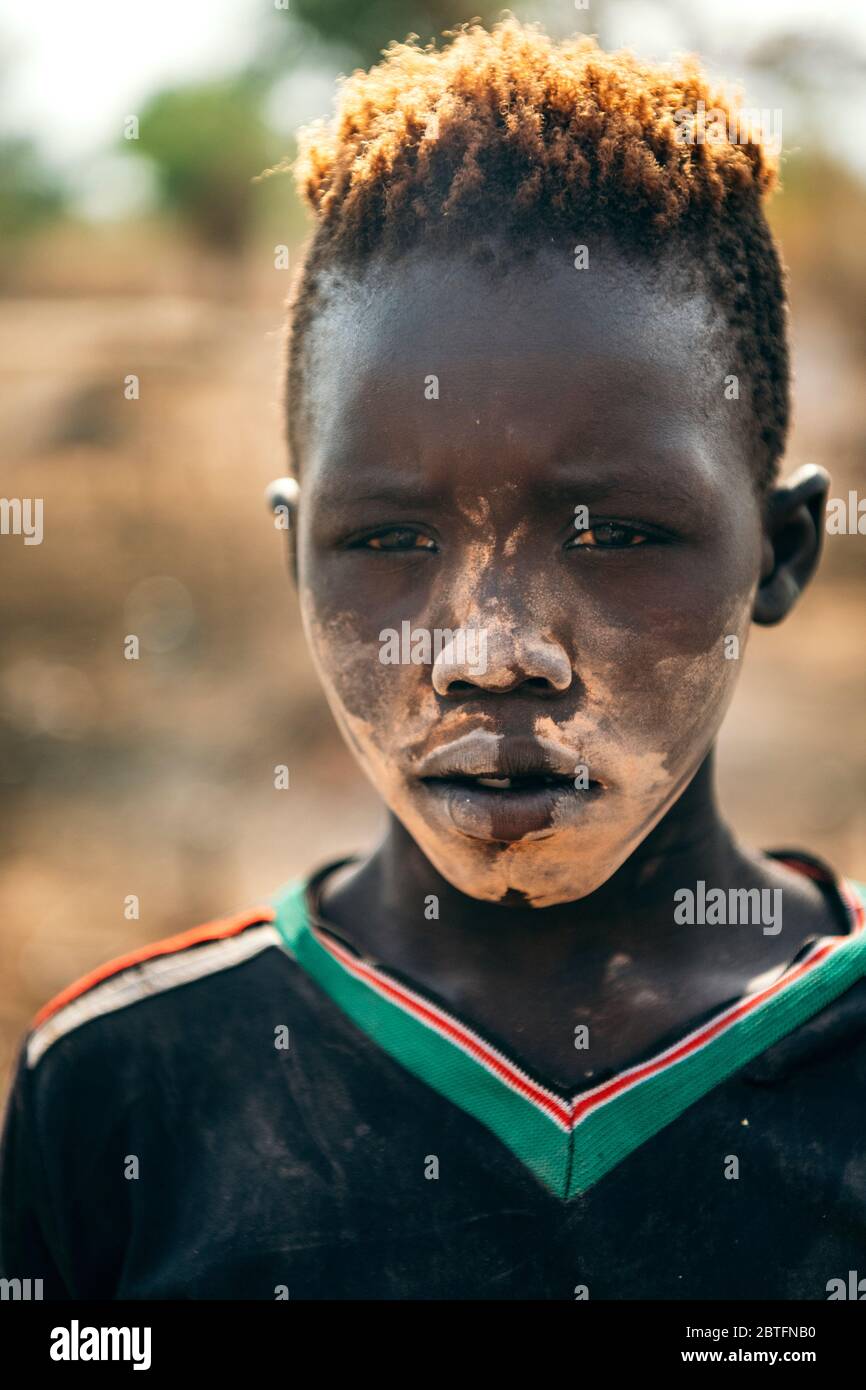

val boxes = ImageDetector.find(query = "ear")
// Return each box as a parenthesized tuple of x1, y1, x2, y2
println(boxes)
(753, 464, 829, 626)
(265, 477, 300, 586)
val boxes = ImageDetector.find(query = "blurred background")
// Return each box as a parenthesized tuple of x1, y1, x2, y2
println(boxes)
(1, 0, 865, 1088)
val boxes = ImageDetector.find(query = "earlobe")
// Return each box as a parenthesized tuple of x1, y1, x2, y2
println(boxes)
(265, 476, 300, 585)
(752, 464, 829, 626)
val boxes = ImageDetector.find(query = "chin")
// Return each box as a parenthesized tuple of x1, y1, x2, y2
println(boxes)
(407, 820, 630, 910)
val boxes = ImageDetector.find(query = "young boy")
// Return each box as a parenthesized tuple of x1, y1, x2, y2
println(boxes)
(2, 19, 864, 1300)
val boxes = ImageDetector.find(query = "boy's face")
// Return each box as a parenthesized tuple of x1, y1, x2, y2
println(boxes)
(293, 243, 765, 908)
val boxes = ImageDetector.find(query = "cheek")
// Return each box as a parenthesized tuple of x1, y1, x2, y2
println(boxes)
(559, 576, 754, 779)
(298, 597, 436, 754)
(635, 547, 758, 734)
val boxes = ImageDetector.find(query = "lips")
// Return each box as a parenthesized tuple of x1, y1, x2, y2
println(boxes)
(465, 773, 573, 791)
(413, 732, 605, 842)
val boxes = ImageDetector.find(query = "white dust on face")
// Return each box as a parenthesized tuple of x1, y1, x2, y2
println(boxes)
(298, 581, 752, 908)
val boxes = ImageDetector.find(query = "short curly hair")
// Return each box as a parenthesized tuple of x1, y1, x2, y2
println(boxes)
(278, 17, 789, 493)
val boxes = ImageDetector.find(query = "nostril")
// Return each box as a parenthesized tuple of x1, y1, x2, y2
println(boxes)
(441, 673, 561, 697)
(433, 642, 573, 697)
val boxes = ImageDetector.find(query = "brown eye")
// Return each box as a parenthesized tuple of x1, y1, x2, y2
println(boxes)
(570, 523, 647, 549)
(364, 528, 436, 552)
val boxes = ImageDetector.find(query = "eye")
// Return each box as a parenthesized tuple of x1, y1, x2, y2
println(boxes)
(567, 522, 648, 550)
(357, 527, 437, 552)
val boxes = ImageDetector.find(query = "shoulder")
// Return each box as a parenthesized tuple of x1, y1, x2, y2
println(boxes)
(742, 870, 866, 1084)
(0, 892, 307, 1297)
(23, 899, 293, 1079)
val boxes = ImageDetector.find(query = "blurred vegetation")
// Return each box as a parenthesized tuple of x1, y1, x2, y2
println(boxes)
(122, 77, 279, 255)
(0, 135, 64, 240)
(0, 3, 508, 267)
(117, 3, 504, 258)
(271, 0, 499, 69)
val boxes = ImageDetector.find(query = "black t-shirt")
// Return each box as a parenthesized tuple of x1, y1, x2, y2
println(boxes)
(2, 850, 865, 1300)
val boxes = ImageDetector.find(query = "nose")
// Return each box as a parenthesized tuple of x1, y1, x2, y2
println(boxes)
(431, 620, 573, 697)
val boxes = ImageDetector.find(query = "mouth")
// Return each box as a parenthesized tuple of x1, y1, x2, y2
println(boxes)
(421, 771, 600, 793)
(412, 733, 607, 842)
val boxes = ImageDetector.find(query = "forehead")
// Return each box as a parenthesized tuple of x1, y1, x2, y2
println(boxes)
(300, 242, 745, 505)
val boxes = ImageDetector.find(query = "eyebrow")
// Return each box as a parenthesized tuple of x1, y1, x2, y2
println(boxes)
(315, 449, 713, 514)
(318, 480, 447, 509)
(316, 477, 706, 526)
(544, 449, 716, 507)
(540, 474, 703, 509)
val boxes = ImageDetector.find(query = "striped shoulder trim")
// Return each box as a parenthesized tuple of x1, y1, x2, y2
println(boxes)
(27, 906, 278, 1069)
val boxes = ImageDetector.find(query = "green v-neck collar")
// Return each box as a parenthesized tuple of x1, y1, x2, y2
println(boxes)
(269, 858, 866, 1201)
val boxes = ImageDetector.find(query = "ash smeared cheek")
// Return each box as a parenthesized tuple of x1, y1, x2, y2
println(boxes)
(482, 597, 752, 900)
(299, 601, 444, 773)
(566, 586, 751, 759)
(647, 595, 752, 767)
(297, 603, 381, 756)
(301, 603, 396, 722)
(532, 643, 710, 824)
